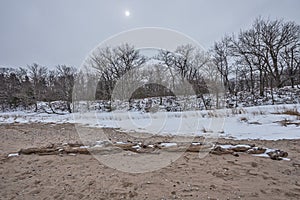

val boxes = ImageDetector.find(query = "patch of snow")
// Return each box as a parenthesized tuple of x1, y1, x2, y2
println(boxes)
(94, 140, 111, 147)
(115, 141, 127, 144)
(160, 143, 177, 147)
(1, 104, 299, 141)
(192, 142, 201, 145)
(132, 145, 141, 149)
(218, 144, 252, 149)
(8, 153, 19, 157)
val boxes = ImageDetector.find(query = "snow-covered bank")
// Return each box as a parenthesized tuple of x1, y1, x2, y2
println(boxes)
(0, 104, 299, 140)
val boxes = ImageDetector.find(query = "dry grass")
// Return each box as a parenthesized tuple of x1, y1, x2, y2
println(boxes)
(251, 110, 266, 116)
(240, 117, 262, 125)
(231, 108, 246, 115)
(240, 117, 248, 122)
(207, 111, 218, 118)
(272, 108, 300, 117)
(201, 127, 213, 133)
(275, 119, 300, 127)
(248, 121, 262, 125)
(281, 109, 300, 116)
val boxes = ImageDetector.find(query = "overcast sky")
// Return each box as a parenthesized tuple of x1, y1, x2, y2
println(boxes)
(1, 0, 300, 68)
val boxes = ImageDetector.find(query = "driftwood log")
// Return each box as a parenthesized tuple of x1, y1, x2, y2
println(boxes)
(16, 142, 288, 161)
(247, 147, 267, 154)
(267, 150, 288, 160)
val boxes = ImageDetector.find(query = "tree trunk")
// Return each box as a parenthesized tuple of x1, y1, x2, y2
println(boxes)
(270, 78, 275, 105)
(259, 70, 264, 96)
(67, 101, 72, 113)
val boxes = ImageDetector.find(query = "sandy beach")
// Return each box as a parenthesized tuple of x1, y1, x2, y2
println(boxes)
(1, 123, 300, 200)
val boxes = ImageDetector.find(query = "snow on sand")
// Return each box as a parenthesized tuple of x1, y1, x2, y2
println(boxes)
(1, 104, 299, 140)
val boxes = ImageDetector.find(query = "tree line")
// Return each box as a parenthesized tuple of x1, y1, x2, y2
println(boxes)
(0, 64, 75, 112)
(1, 17, 299, 112)
(211, 17, 300, 103)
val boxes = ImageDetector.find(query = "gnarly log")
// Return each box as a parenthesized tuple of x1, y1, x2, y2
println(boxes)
(230, 146, 251, 152)
(17, 142, 289, 162)
(211, 146, 234, 155)
(267, 150, 288, 160)
(247, 147, 266, 154)
(64, 147, 90, 154)
(19, 148, 57, 155)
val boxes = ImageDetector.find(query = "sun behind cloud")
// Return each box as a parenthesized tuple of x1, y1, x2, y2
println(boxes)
(125, 10, 130, 17)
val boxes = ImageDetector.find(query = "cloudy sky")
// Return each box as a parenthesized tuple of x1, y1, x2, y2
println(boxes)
(1, 0, 300, 68)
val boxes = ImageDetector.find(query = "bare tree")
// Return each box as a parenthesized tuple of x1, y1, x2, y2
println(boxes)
(27, 63, 48, 111)
(157, 44, 209, 96)
(211, 36, 235, 94)
(233, 17, 300, 101)
(54, 65, 76, 112)
(280, 30, 300, 88)
(88, 43, 146, 100)
(257, 18, 300, 88)
(17, 67, 34, 109)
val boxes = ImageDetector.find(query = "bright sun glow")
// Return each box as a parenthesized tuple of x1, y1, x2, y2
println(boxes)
(125, 10, 130, 17)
